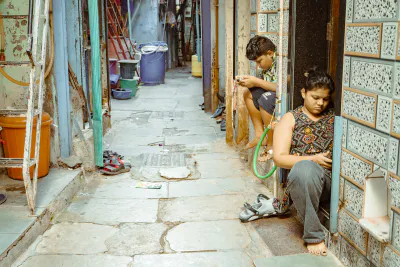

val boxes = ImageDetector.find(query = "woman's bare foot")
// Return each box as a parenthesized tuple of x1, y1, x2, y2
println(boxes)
(245, 136, 267, 150)
(307, 241, 328, 256)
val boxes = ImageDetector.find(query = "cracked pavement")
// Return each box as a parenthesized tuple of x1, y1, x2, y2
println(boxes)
(12, 68, 274, 267)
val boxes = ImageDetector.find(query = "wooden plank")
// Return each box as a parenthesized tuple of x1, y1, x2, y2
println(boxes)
(225, 0, 234, 144)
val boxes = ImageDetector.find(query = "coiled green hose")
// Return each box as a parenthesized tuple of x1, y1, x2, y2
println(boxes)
(252, 126, 277, 179)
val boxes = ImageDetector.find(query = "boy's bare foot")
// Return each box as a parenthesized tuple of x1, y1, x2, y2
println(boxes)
(245, 137, 267, 149)
(258, 146, 273, 162)
(307, 241, 328, 256)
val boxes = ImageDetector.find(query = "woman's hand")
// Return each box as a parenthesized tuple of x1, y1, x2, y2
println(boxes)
(238, 75, 259, 88)
(311, 152, 332, 169)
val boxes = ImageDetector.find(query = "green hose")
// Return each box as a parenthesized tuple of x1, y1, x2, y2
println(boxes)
(252, 126, 277, 179)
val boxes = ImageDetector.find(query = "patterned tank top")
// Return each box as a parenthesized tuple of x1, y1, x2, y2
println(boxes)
(289, 106, 335, 158)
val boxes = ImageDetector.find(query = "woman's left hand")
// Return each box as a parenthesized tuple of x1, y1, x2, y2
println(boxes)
(238, 75, 259, 88)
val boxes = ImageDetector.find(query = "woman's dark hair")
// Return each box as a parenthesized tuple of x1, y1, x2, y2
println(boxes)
(304, 67, 335, 94)
(246, 35, 276, 60)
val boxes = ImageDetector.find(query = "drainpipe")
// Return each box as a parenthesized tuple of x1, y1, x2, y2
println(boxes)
(196, 0, 201, 61)
(213, 0, 219, 111)
(88, 0, 103, 167)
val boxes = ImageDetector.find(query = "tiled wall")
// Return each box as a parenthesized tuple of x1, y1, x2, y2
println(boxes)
(336, 1, 400, 265)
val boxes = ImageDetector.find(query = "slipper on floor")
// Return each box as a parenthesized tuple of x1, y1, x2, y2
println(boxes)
(239, 194, 277, 222)
(211, 104, 225, 118)
(100, 164, 131, 175)
(0, 194, 6, 205)
(220, 119, 226, 131)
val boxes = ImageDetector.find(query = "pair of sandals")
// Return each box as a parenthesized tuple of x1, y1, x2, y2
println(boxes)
(239, 194, 281, 222)
(100, 150, 131, 175)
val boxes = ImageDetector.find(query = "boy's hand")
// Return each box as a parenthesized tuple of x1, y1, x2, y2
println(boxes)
(238, 75, 259, 88)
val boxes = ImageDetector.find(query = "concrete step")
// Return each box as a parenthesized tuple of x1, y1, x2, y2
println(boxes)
(254, 253, 343, 267)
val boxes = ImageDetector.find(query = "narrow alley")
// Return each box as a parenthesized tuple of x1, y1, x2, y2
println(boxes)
(11, 68, 277, 266)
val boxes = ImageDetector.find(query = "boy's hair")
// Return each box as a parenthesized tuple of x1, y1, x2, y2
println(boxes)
(304, 67, 335, 94)
(246, 35, 276, 60)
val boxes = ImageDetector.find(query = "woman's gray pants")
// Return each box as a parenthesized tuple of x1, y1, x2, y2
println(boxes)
(286, 160, 331, 244)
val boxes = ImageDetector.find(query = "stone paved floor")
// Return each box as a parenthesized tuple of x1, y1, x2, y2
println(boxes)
(12, 68, 276, 267)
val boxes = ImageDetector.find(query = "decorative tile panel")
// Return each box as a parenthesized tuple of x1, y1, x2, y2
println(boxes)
(343, 118, 348, 148)
(345, 24, 382, 58)
(391, 101, 400, 138)
(392, 211, 400, 252)
(251, 14, 257, 32)
(342, 88, 377, 127)
(353, 0, 398, 22)
(376, 96, 393, 134)
(394, 63, 400, 100)
(258, 14, 268, 33)
(382, 245, 400, 267)
(346, 0, 354, 23)
(340, 237, 361, 267)
(343, 56, 351, 87)
(259, 0, 278, 12)
(388, 138, 399, 174)
(250, 0, 257, 13)
(341, 149, 373, 187)
(350, 58, 393, 96)
(367, 235, 381, 267)
(347, 121, 389, 167)
(381, 23, 398, 60)
(389, 173, 400, 210)
(268, 14, 278, 32)
(339, 210, 368, 253)
(284, 0, 289, 9)
(277, 11, 290, 33)
(328, 234, 341, 256)
(344, 181, 364, 219)
(357, 256, 370, 267)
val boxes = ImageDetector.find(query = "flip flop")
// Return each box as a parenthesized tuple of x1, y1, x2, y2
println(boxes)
(220, 119, 226, 131)
(0, 194, 6, 205)
(211, 104, 225, 118)
(100, 155, 131, 175)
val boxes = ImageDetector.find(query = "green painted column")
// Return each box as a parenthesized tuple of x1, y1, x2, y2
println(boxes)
(88, 0, 103, 167)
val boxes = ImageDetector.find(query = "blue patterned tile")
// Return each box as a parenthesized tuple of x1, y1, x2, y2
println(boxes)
(353, 0, 398, 22)
(367, 235, 381, 267)
(344, 181, 364, 219)
(394, 63, 400, 100)
(258, 14, 268, 33)
(251, 14, 257, 32)
(259, 0, 278, 12)
(381, 23, 398, 60)
(342, 88, 376, 127)
(345, 25, 381, 57)
(388, 173, 400, 210)
(339, 210, 368, 253)
(341, 149, 373, 187)
(343, 57, 351, 87)
(388, 138, 399, 174)
(392, 102, 400, 138)
(343, 118, 348, 148)
(350, 57, 394, 97)
(268, 14, 278, 32)
(346, 0, 354, 23)
(347, 121, 389, 167)
(376, 96, 393, 134)
(392, 211, 400, 252)
(340, 237, 361, 267)
(340, 177, 345, 201)
(250, 0, 257, 13)
(382, 245, 400, 267)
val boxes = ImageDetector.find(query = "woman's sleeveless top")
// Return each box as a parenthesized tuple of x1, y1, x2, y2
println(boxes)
(289, 106, 335, 158)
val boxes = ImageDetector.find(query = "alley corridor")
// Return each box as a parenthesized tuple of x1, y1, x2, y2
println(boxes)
(11, 68, 278, 266)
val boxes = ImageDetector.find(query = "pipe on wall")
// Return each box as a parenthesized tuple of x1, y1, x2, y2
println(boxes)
(88, 0, 103, 167)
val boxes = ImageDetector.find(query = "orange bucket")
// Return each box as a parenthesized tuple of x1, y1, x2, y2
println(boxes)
(0, 112, 52, 180)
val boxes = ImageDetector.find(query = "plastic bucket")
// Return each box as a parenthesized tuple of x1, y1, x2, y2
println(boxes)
(119, 60, 139, 79)
(120, 77, 139, 97)
(139, 42, 168, 85)
(0, 112, 52, 180)
(112, 88, 132, 99)
(109, 58, 118, 75)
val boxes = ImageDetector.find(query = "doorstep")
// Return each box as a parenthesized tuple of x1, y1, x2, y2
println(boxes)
(0, 168, 84, 267)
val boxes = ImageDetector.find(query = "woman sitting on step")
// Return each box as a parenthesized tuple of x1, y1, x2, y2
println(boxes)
(240, 67, 335, 256)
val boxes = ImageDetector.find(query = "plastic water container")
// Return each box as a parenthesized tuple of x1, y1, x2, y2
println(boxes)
(120, 77, 139, 97)
(139, 42, 168, 85)
(119, 60, 139, 79)
(192, 55, 202, 77)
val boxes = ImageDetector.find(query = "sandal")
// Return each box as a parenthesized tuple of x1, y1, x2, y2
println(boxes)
(239, 194, 277, 222)
(220, 119, 226, 131)
(0, 194, 6, 205)
(211, 104, 225, 118)
(100, 155, 131, 175)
